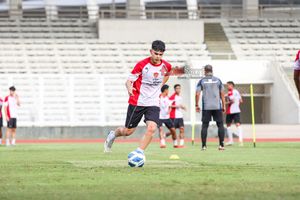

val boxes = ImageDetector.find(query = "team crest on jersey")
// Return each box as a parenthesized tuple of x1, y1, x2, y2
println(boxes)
(153, 72, 159, 78)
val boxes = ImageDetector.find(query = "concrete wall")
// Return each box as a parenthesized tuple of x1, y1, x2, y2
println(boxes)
(98, 20, 204, 43)
(269, 64, 300, 124)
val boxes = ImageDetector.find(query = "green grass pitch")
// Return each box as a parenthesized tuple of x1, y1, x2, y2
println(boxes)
(0, 142, 300, 200)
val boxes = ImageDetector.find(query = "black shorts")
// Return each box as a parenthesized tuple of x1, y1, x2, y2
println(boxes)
(0, 118, 2, 127)
(226, 113, 241, 124)
(202, 110, 223, 123)
(125, 104, 160, 129)
(158, 119, 174, 129)
(7, 118, 17, 128)
(171, 118, 184, 129)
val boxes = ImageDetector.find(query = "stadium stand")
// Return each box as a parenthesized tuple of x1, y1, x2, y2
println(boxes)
(222, 18, 300, 67)
(0, 18, 209, 126)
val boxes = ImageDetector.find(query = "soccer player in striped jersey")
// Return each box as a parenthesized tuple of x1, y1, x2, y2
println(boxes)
(225, 81, 244, 146)
(158, 84, 177, 148)
(169, 84, 186, 148)
(104, 40, 172, 157)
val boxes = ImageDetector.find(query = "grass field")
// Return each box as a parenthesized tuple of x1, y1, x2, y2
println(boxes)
(0, 142, 300, 200)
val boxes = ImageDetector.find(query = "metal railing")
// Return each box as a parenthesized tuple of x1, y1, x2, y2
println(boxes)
(0, 4, 300, 20)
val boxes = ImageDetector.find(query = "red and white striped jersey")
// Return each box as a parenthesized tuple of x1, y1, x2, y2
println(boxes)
(4, 95, 18, 118)
(0, 98, 3, 118)
(159, 95, 171, 119)
(169, 93, 184, 119)
(226, 89, 241, 114)
(128, 57, 172, 107)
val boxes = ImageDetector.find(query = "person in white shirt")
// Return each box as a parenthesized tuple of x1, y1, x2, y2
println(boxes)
(225, 81, 243, 146)
(158, 85, 177, 148)
(4, 86, 20, 146)
(169, 84, 186, 148)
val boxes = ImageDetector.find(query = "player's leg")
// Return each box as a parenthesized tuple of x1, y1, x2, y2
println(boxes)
(0, 118, 2, 145)
(0, 128, 2, 145)
(178, 119, 185, 147)
(226, 115, 234, 145)
(6, 128, 11, 146)
(139, 120, 157, 150)
(138, 106, 160, 150)
(201, 110, 211, 150)
(213, 110, 225, 150)
(11, 118, 17, 146)
(294, 70, 300, 99)
(235, 113, 243, 146)
(159, 122, 166, 148)
(164, 119, 177, 147)
(6, 119, 13, 146)
(104, 104, 143, 152)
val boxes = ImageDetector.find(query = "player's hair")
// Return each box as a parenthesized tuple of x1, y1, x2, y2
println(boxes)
(152, 40, 165, 52)
(9, 86, 16, 91)
(161, 84, 169, 93)
(204, 64, 213, 73)
(227, 81, 235, 87)
(174, 84, 181, 89)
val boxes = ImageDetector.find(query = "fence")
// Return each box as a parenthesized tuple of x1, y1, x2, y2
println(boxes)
(0, 4, 300, 19)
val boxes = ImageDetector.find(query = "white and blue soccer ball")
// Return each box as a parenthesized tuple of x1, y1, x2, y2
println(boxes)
(128, 150, 145, 167)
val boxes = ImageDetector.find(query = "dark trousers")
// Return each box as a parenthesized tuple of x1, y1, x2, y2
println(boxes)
(201, 110, 225, 147)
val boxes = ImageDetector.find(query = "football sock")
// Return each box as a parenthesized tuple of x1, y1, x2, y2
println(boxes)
(179, 139, 184, 146)
(6, 139, 10, 146)
(227, 127, 233, 143)
(160, 139, 166, 146)
(0, 139, 2, 145)
(12, 139, 16, 145)
(108, 131, 116, 140)
(173, 140, 178, 146)
(136, 147, 144, 153)
(238, 126, 243, 143)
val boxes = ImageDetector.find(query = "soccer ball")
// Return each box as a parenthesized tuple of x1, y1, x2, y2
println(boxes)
(128, 150, 145, 167)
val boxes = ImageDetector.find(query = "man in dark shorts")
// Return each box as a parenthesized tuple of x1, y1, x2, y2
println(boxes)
(158, 85, 177, 148)
(225, 81, 244, 146)
(4, 86, 20, 146)
(169, 84, 186, 148)
(104, 40, 172, 159)
(195, 65, 226, 151)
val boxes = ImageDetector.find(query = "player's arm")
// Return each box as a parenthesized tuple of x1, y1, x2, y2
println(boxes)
(239, 91, 243, 104)
(3, 105, 9, 122)
(15, 93, 20, 106)
(220, 90, 226, 113)
(195, 80, 202, 113)
(195, 91, 201, 113)
(161, 75, 169, 87)
(125, 80, 136, 96)
(126, 63, 142, 96)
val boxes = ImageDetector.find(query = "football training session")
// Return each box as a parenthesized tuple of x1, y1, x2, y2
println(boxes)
(0, 0, 300, 200)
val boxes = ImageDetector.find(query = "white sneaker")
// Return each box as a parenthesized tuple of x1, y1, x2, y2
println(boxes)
(104, 131, 116, 153)
(226, 142, 234, 146)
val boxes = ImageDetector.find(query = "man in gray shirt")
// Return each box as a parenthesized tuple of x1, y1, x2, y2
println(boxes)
(195, 65, 226, 150)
